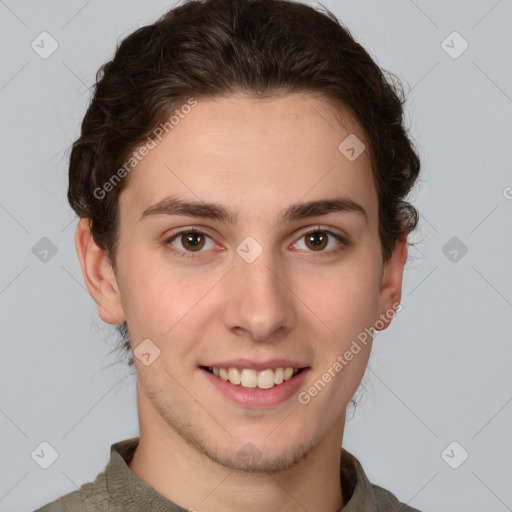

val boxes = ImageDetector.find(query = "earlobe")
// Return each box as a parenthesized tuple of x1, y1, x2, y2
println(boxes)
(75, 218, 126, 325)
(376, 236, 408, 331)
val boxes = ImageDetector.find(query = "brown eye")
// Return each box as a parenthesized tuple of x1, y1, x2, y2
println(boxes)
(166, 230, 215, 257)
(305, 231, 328, 251)
(292, 229, 346, 254)
(180, 231, 206, 251)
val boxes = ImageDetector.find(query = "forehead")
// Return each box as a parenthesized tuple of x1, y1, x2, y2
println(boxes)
(119, 93, 378, 225)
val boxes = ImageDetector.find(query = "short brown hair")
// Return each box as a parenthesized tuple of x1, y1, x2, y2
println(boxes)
(68, 0, 421, 363)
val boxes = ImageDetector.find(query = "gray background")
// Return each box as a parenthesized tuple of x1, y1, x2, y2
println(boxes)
(1, 0, 511, 511)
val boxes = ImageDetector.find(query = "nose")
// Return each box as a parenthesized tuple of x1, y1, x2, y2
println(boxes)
(222, 245, 296, 343)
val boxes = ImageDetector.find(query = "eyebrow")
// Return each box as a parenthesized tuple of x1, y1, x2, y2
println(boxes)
(140, 195, 368, 226)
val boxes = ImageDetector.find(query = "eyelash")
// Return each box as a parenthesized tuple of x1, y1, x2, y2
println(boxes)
(163, 226, 348, 260)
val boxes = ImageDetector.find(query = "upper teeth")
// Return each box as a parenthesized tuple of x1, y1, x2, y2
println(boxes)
(210, 367, 299, 389)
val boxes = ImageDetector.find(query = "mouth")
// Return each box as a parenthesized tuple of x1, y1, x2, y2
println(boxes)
(200, 365, 308, 390)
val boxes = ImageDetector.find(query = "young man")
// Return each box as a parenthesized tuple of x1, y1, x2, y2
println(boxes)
(36, 0, 422, 510)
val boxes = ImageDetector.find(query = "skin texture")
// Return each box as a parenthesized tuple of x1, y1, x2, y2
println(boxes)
(76, 93, 407, 512)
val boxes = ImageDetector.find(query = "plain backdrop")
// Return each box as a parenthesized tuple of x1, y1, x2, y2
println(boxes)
(1, 1, 511, 511)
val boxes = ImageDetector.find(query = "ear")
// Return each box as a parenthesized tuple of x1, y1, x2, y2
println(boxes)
(75, 218, 126, 324)
(375, 235, 408, 331)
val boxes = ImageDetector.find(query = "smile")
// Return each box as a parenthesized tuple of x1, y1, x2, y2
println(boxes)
(203, 366, 304, 390)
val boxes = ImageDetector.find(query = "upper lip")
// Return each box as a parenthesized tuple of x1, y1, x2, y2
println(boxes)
(202, 359, 310, 372)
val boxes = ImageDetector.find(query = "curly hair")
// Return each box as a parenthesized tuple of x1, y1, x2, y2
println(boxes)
(68, 0, 421, 365)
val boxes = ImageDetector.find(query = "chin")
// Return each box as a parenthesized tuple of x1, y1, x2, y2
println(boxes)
(210, 438, 314, 475)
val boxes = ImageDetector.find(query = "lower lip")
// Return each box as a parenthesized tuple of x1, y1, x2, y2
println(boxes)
(200, 367, 310, 408)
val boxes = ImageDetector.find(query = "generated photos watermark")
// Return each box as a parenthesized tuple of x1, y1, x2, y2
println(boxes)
(297, 301, 402, 405)
(93, 97, 198, 200)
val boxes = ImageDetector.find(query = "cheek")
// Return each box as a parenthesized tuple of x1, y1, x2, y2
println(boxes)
(120, 256, 220, 346)
(299, 262, 381, 342)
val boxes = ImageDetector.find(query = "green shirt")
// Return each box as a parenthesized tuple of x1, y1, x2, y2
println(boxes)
(35, 437, 421, 511)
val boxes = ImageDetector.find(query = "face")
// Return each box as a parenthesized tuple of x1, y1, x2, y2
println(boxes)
(80, 93, 405, 473)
